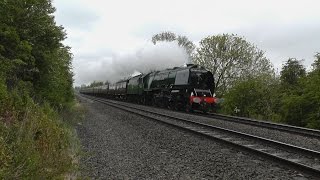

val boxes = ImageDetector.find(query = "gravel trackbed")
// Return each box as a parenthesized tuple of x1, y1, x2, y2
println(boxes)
(76, 95, 314, 179)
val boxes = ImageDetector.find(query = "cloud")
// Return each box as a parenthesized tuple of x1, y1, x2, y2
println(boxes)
(54, 0, 99, 30)
(235, 21, 320, 70)
(53, 0, 320, 85)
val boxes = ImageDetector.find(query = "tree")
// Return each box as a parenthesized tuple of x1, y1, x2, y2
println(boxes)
(311, 53, 320, 71)
(301, 54, 320, 128)
(152, 31, 195, 61)
(280, 58, 306, 87)
(221, 74, 279, 120)
(277, 58, 315, 127)
(0, 0, 73, 108)
(0, 1, 76, 178)
(193, 34, 273, 95)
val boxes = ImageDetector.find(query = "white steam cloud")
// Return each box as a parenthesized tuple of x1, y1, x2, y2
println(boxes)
(75, 41, 189, 85)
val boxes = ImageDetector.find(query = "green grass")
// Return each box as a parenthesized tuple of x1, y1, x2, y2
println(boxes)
(0, 93, 84, 179)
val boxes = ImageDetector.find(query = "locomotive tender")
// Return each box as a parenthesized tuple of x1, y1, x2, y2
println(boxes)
(80, 64, 218, 112)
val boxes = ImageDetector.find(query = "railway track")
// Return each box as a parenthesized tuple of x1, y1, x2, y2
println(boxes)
(206, 113, 320, 139)
(82, 95, 320, 177)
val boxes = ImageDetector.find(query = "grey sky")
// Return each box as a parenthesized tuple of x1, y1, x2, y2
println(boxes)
(53, 0, 320, 85)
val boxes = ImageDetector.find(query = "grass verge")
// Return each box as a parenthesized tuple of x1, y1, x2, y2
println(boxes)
(0, 93, 85, 179)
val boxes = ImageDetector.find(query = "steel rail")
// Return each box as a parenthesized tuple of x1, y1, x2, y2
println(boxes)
(206, 113, 320, 139)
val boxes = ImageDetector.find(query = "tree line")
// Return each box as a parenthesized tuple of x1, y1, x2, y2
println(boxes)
(0, 0, 77, 178)
(0, 0, 74, 108)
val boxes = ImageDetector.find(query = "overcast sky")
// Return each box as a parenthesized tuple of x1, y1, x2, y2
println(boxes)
(53, 0, 320, 86)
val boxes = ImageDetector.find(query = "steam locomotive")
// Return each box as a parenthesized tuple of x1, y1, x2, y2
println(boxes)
(80, 64, 218, 113)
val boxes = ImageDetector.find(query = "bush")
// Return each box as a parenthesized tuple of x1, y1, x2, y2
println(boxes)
(221, 74, 278, 121)
(0, 92, 80, 179)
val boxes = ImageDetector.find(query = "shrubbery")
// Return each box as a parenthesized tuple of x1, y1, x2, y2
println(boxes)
(0, 95, 79, 179)
(221, 74, 279, 121)
(220, 55, 320, 129)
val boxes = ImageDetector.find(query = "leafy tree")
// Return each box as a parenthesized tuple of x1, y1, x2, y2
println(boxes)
(0, 1, 78, 178)
(221, 74, 280, 120)
(0, 0, 73, 108)
(311, 53, 320, 71)
(276, 59, 306, 125)
(193, 34, 273, 95)
(300, 54, 320, 128)
(152, 31, 195, 60)
(35, 46, 74, 108)
(277, 57, 318, 127)
(280, 58, 306, 87)
(278, 94, 309, 126)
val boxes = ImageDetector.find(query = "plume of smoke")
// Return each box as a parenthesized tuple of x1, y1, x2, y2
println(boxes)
(76, 41, 189, 85)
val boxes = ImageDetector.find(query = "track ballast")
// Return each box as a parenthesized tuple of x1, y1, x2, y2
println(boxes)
(82, 94, 320, 178)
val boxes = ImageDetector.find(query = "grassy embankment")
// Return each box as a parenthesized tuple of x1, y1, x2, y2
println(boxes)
(0, 88, 85, 179)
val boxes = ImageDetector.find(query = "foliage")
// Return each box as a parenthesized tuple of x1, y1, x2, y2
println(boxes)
(302, 70, 320, 129)
(278, 56, 320, 128)
(280, 58, 306, 88)
(152, 31, 195, 61)
(0, 0, 79, 178)
(276, 59, 307, 126)
(193, 34, 273, 95)
(0, 0, 73, 109)
(311, 53, 320, 71)
(221, 74, 280, 121)
(0, 91, 81, 179)
(221, 54, 320, 129)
